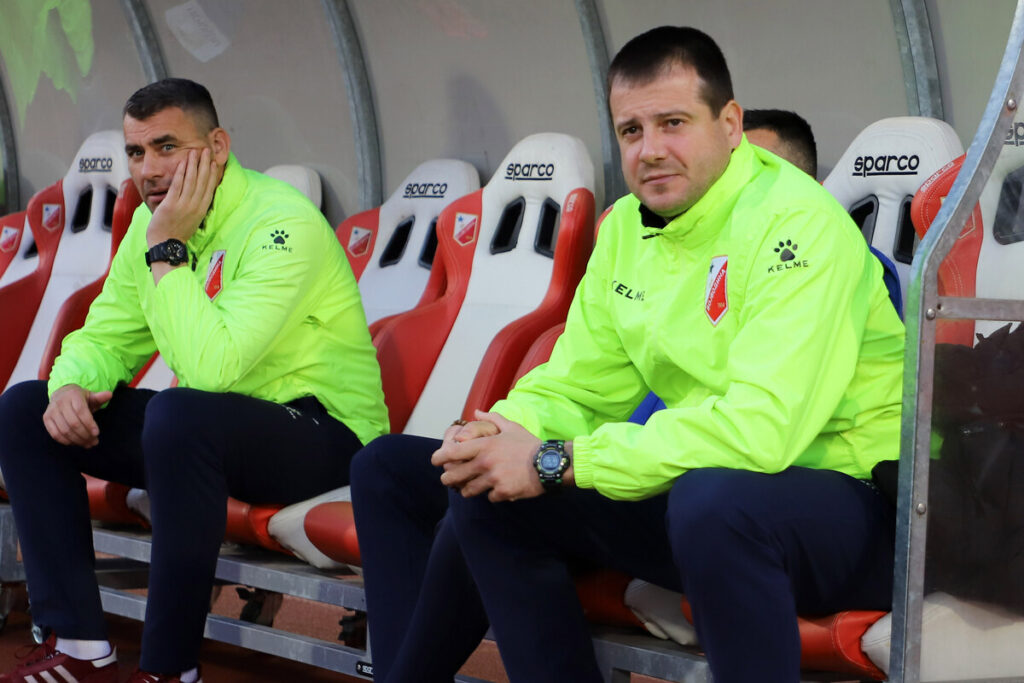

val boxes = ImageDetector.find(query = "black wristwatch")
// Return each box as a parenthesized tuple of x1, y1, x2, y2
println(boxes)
(534, 440, 570, 489)
(145, 239, 189, 268)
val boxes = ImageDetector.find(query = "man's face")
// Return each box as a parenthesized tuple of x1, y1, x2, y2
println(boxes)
(610, 64, 741, 218)
(123, 106, 229, 211)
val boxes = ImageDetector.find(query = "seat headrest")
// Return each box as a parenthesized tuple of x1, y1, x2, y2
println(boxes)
(825, 117, 962, 206)
(344, 158, 480, 322)
(485, 133, 595, 208)
(472, 132, 594, 264)
(263, 164, 323, 209)
(60, 130, 132, 239)
(63, 130, 131, 197)
(824, 117, 962, 307)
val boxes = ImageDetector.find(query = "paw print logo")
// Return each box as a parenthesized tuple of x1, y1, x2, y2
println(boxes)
(271, 230, 289, 245)
(774, 239, 798, 262)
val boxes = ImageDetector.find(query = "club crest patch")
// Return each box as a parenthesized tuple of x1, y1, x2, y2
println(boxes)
(454, 212, 478, 246)
(347, 227, 372, 257)
(205, 250, 225, 300)
(705, 256, 728, 326)
(0, 226, 19, 253)
(42, 204, 62, 232)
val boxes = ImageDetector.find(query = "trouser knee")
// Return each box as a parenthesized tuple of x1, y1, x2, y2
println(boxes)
(140, 388, 221, 479)
(666, 469, 772, 578)
(0, 380, 54, 474)
(0, 380, 49, 439)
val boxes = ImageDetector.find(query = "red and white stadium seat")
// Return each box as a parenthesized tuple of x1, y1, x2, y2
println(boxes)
(0, 131, 129, 392)
(268, 133, 596, 569)
(336, 159, 480, 327)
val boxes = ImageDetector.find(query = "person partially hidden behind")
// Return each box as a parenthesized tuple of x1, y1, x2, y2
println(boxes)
(744, 107, 818, 178)
(0, 78, 387, 683)
(350, 26, 903, 683)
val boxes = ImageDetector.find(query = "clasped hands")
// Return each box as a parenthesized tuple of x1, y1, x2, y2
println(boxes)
(432, 410, 544, 502)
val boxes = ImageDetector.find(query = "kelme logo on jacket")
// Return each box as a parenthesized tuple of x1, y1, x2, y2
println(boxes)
(205, 250, 225, 300)
(767, 239, 809, 273)
(263, 230, 293, 253)
(705, 256, 728, 326)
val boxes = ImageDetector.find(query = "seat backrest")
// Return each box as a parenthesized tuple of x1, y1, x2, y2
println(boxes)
(910, 155, 983, 346)
(376, 133, 595, 435)
(824, 117, 963, 312)
(0, 210, 27, 280)
(38, 178, 142, 381)
(912, 121, 1024, 340)
(1, 131, 130, 390)
(337, 159, 480, 324)
(263, 164, 323, 209)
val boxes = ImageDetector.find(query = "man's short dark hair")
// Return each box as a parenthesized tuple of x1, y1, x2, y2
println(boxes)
(123, 78, 219, 132)
(744, 109, 817, 177)
(608, 26, 733, 116)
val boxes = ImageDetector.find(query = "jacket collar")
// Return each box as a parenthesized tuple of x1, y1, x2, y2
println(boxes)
(637, 138, 759, 242)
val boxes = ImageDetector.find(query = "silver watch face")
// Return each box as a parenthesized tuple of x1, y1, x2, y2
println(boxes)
(539, 449, 562, 473)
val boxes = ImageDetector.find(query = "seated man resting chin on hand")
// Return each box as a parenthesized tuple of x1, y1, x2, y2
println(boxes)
(0, 78, 387, 683)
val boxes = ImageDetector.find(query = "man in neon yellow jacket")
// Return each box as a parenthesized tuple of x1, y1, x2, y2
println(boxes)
(0, 79, 386, 683)
(351, 27, 902, 683)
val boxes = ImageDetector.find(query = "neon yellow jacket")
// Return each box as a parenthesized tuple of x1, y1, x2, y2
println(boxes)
(49, 154, 388, 446)
(492, 139, 905, 501)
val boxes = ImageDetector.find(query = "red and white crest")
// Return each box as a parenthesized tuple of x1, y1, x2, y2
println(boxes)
(0, 226, 19, 253)
(42, 204, 62, 232)
(705, 256, 728, 326)
(205, 250, 226, 300)
(453, 212, 478, 246)
(347, 227, 372, 257)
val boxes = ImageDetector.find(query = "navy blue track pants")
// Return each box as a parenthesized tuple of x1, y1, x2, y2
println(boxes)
(0, 380, 362, 674)
(350, 433, 897, 683)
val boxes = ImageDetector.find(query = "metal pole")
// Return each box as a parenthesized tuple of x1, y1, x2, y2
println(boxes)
(322, 0, 383, 211)
(120, 0, 169, 84)
(888, 2, 1024, 680)
(574, 0, 625, 207)
(890, 0, 945, 119)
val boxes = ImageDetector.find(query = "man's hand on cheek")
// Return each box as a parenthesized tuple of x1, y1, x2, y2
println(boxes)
(146, 147, 219, 247)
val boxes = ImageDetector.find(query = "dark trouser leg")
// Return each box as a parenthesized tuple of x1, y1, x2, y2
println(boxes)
(667, 467, 896, 683)
(0, 380, 152, 639)
(448, 486, 678, 683)
(139, 388, 361, 674)
(350, 435, 488, 683)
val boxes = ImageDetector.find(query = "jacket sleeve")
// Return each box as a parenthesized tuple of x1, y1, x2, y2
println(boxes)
(490, 228, 649, 442)
(573, 208, 875, 500)
(146, 208, 328, 392)
(47, 222, 157, 396)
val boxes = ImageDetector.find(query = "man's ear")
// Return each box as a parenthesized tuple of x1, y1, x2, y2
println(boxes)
(720, 100, 743, 148)
(209, 127, 231, 166)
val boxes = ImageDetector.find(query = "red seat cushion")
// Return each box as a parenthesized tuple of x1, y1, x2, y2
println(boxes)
(304, 501, 360, 566)
(224, 498, 289, 554)
(83, 475, 147, 527)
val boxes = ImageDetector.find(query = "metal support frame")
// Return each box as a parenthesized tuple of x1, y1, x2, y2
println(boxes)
(574, 0, 625, 206)
(889, 0, 945, 119)
(322, 0, 383, 211)
(888, 1, 1024, 680)
(120, 0, 168, 84)
(0, 71, 19, 214)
